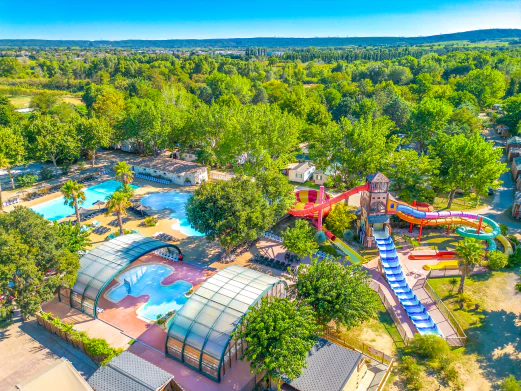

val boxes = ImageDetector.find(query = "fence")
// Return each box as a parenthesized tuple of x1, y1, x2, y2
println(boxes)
(210, 171, 235, 181)
(240, 371, 266, 391)
(423, 281, 467, 346)
(324, 326, 394, 365)
(370, 281, 413, 344)
(427, 268, 462, 278)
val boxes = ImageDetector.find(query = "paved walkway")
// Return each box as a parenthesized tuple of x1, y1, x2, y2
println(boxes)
(0, 318, 97, 390)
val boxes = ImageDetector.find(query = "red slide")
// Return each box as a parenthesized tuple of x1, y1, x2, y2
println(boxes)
(408, 251, 456, 260)
(288, 183, 369, 217)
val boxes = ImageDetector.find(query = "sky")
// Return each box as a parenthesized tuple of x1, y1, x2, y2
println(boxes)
(0, 0, 520, 40)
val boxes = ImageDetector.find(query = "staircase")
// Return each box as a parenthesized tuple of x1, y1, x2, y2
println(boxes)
(375, 235, 442, 336)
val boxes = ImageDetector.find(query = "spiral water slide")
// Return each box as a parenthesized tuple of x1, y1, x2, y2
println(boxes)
(288, 184, 369, 264)
(394, 202, 511, 253)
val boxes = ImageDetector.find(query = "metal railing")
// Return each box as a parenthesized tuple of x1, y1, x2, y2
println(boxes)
(324, 326, 394, 365)
(370, 281, 413, 344)
(423, 281, 467, 346)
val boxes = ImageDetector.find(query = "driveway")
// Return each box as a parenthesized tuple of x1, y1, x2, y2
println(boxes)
(0, 318, 97, 390)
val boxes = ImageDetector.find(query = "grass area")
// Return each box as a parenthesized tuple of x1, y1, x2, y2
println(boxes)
(428, 271, 521, 384)
(433, 193, 492, 211)
(8, 94, 84, 108)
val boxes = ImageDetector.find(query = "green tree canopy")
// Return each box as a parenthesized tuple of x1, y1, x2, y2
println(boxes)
(430, 133, 506, 207)
(281, 219, 318, 258)
(457, 66, 507, 107)
(324, 202, 357, 238)
(408, 98, 453, 153)
(233, 297, 319, 389)
(456, 238, 485, 293)
(0, 207, 80, 319)
(186, 176, 274, 256)
(291, 258, 379, 328)
(77, 116, 113, 166)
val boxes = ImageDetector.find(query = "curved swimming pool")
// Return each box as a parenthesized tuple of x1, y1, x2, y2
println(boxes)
(31, 180, 139, 221)
(105, 264, 192, 322)
(140, 191, 204, 237)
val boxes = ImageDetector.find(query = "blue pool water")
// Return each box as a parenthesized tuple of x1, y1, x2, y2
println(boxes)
(105, 264, 192, 322)
(140, 191, 205, 237)
(31, 180, 139, 221)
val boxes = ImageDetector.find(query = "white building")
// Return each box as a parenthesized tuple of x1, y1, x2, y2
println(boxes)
(288, 162, 315, 183)
(131, 153, 208, 186)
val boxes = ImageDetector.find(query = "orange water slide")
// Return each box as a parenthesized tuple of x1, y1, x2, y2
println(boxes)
(288, 183, 369, 217)
(395, 211, 488, 231)
(408, 251, 456, 260)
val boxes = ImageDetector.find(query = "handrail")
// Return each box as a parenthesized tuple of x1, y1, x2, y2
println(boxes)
(377, 358, 395, 391)
(424, 281, 467, 346)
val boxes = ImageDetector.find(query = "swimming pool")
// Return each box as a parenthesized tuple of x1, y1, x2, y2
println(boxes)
(105, 264, 192, 322)
(140, 191, 205, 237)
(31, 180, 139, 221)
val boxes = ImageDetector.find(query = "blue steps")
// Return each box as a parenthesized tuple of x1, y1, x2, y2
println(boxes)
(375, 236, 442, 337)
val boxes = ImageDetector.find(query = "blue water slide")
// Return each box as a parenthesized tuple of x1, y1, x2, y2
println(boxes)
(375, 235, 442, 337)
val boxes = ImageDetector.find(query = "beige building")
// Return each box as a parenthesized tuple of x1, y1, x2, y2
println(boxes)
(131, 153, 208, 186)
(287, 162, 315, 183)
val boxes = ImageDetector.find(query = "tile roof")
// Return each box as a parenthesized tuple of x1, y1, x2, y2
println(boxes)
(132, 153, 207, 175)
(291, 162, 313, 173)
(88, 351, 174, 391)
(284, 338, 362, 391)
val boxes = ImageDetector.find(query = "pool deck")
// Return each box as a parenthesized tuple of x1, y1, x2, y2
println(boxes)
(97, 254, 215, 339)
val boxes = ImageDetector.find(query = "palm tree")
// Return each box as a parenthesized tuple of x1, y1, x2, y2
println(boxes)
(114, 161, 134, 190)
(456, 237, 485, 293)
(105, 190, 131, 235)
(61, 180, 86, 224)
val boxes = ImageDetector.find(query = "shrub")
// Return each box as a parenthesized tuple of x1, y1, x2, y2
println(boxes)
(39, 167, 53, 180)
(84, 338, 112, 356)
(144, 216, 158, 227)
(500, 223, 509, 236)
(488, 250, 508, 270)
(16, 173, 38, 188)
(516, 282, 521, 293)
(400, 356, 424, 391)
(61, 164, 71, 175)
(508, 250, 521, 268)
(324, 203, 356, 238)
(409, 334, 450, 360)
(501, 375, 521, 391)
(77, 161, 87, 171)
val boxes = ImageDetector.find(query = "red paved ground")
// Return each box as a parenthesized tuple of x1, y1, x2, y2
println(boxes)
(97, 254, 215, 339)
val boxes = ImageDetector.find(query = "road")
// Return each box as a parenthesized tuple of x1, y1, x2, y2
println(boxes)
(478, 129, 521, 234)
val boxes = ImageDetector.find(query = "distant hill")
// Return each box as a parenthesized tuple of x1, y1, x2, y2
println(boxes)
(1, 29, 521, 49)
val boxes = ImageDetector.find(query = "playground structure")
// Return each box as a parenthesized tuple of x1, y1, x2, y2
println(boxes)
(287, 172, 510, 336)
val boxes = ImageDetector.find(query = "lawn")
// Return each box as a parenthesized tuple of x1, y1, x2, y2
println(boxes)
(428, 271, 521, 384)
(433, 193, 492, 211)
(8, 94, 85, 108)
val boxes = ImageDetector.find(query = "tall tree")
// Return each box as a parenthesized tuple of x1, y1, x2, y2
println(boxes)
(407, 98, 452, 153)
(456, 238, 484, 293)
(310, 116, 398, 188)
(77, 116, 113, 166)
(281, 220, 318, 258)
(61, 180, 86, 224)
(186, 176, 273, 257)
(233, 297, 319, 390)
(114, 161, 134, 190)
(0, 125, 26, 189)
(385, 150, 440, 203)
(105, 190, 131, 235)
(0, 94, 18, 126)
(457, 67, 507, 108)
(291, 259, 379, 328)
(430, 133, 506, 207)
(0, 208, 80, 319)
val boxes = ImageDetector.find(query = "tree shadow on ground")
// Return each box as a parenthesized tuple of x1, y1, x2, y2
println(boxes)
(464, 308, 521, 383)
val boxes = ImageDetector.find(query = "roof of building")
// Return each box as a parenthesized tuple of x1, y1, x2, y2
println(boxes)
(515, 192, 521, 204)
(64, 234, 180, 318)
(9, 358, 93, 391)
(132, 153, 207, 175)
(367, 172, 389, 183)
(165, 265, 287, 382)
(508, 136, 521, 146)
(284, 338, 362, 391)
(88, 352, 173, 391)
(290, 162, 313, 173)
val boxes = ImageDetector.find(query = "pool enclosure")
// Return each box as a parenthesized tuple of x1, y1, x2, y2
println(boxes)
(165, 265, 287, 382)
(59, 234, 181, 318)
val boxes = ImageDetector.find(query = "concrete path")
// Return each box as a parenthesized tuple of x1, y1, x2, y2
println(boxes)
(0, 318, 97, 390)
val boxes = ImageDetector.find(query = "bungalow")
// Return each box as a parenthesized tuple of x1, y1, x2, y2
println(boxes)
(512, 157, 521, 181)
(506, 136, 521, 154)
(513, 192, 521, 219)
(288, 162, 315, 183)
(313, 168, 337, 186)
(508, 147, 521, 162)
(131, 153, 208, 186)
(282, 338, 387, 391)
(496, 124, 511, 137)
